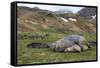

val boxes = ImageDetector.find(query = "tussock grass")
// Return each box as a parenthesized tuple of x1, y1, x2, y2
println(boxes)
(17, 31, 97, 65)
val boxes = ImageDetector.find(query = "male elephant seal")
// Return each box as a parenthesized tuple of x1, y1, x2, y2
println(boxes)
(50, 34, 89, 52)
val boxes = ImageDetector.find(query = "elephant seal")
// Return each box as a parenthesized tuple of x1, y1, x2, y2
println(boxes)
(64, 44, 88, 52)
(50, 34, 89, 52)
(27, 43, 49, 48)
(80, 44, 88, 51)
(64, 44, 81, 52)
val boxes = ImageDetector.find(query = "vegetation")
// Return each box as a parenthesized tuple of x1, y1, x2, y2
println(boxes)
(17, 31, 97, 65)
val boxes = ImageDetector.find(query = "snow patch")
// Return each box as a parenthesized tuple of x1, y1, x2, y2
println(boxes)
(26, 20, 38, 24)
(68, 18, 77, 22)
(92, 15, 96, 19)
(60, 17, 69, 22)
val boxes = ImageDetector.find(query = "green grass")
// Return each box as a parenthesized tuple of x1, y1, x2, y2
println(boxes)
(17, 31, 97, 65)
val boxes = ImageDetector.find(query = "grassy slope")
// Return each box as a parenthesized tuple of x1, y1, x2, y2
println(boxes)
(17, 32, 97, 65)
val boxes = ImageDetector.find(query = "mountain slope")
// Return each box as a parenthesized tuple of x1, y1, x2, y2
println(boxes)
(77, 7, 96, 19)
(17, 6, 96, 33)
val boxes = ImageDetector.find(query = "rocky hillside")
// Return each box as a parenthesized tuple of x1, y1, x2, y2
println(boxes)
(77, 7, 96, 19)
(17, 6, 96, 33)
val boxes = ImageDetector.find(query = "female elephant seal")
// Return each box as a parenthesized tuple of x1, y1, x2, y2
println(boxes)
(50, 34, 89, 52)
(64, 44, 88, 52)
(64, 44, 81, 53)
